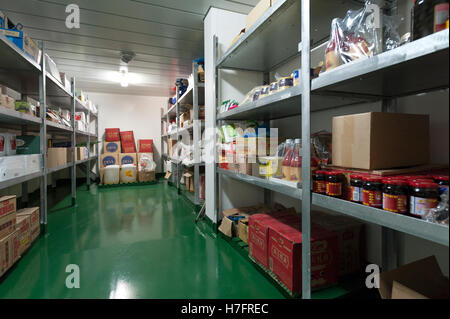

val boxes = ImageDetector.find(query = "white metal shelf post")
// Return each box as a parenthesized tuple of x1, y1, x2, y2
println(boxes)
(71, 78, 76, 206)
(39, 42, 48, 232)
(193, 61, 201, 205)
(86, 108, 91, 189)
(300, 0, 312, 299)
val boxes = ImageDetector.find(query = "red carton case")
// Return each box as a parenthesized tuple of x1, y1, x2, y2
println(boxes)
(120, 131, 136, 153)
(0, 196, 16, 218)
(268, 222, 339, 294)
(139, 139, 153, 153)
(105, 128, 120, 142)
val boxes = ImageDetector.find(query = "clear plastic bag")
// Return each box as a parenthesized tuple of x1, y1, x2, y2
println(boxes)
(311, 130, 332, 166)
(138, 153, 156, 172)
(424, 189, 449, 225)
(323, 1, 401, 72)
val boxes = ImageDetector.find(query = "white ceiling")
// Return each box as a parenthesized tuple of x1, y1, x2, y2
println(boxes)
(1, 0, 260, 96)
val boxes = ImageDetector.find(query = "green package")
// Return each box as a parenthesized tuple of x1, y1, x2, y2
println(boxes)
(16, 135, 40, 154)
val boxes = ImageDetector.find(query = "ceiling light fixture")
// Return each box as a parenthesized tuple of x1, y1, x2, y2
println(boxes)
(119, 51, 135, 88)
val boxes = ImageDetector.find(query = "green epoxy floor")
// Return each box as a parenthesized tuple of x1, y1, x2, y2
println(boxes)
(0, 182, 288, 299)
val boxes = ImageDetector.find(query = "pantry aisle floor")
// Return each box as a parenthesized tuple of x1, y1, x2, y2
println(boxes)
(0, 181, 291, 299)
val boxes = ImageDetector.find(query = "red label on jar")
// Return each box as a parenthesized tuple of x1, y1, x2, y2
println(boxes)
(326, 182, 342, 197)
(0, 136, 4, 152)
(363, 189, 382, 208)
(383, 193, 407, 213)
(313, 181, 326, 194)
(10, 138, 16, 150)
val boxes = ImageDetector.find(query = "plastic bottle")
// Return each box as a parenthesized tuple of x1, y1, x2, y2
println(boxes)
(282, 139, 293, 180)
(290, 139, 302, 182)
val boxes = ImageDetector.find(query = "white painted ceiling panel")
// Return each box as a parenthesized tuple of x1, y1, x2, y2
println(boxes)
(1, 0, 257, 96)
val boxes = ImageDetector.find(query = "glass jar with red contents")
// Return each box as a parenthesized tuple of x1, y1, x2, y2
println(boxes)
(382, 178, 409, 214)
(350, 174, 363, 203)
(313, 170, 327, 194)
(433, 175, 449, 195)
(409, 181, 440, 218)
(326, 171, 344, 198)
(362, 176, 383, 208)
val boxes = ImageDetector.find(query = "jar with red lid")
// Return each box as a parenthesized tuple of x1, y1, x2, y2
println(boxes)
(350, 174, 363, 203)
(382, 178, 409, 214)
(433, 175, 449, 195)
(326, 171, 344, 198)
(312, 170, 327, 194)
(362, 176, 383, 208)
(409, 182, 440, 218)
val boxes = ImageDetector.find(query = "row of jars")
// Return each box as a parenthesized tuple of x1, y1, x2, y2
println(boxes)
(312, 170, 449, 219)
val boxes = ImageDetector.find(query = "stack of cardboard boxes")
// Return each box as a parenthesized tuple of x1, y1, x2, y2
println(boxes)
(0, 195, 40, 278)
(100, 128, 156, 185)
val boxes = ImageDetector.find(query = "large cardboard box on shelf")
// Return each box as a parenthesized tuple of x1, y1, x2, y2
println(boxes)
(246, 0, 272, 31)
(47, 148, 67, 168)
(268, 220, 339, 294)
(16, 215, 31, 255)
(0, 195, 16, 219)
(311, 210, 366, 276)
(119, 153, 137, 166)
(17, 207, 39, 242)
(0, 93, 15, 110)
(378, 256, 449, 299)
(168, 139, 177, 157)
(0, 230, 20, 276)
(332, 112, 430, 170)
(0, 211, 16, 240)
(103, 141, 121, 154)
(236, 136, 284, 157)
(100, 153, 119, 168)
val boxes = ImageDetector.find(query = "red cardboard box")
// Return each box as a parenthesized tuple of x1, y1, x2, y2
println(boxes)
(0, 195, 16, 219)
(17, 207, 39, 231)
(120, 131, 136, 153)
(139, 139, 153, 153)
(248, 210, 297, 268)
(0, 230, 20, 275)
(0, 211, 16, 240)
(105, 128, 120, 142)
(268, 222, 339, 294)
(16, 215, 30, 255)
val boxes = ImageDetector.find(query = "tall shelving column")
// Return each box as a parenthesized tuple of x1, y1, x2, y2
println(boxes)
(39, 42, 48, 231)
(70, 78, 76, 206)
(193, 61, 201, 205)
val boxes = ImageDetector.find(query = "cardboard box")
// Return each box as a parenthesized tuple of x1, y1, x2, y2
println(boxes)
(268, 221, 339, 293)
(0, 211, 16, 240)
(311, 211, 365, 276)
(0, 230, 20, 276)
(379, 256, 449, 299)
(100, 153, 119, 168)
(105, 128, 120, 142)
(236, 137, 284, 157)
(17, 207, 39, 233)
(332, 112, 430, 170)
(119, 153, 137, 166)
(238, 218, 249, 244)
(168, 139, 177, 157)
(120, 131, 136, 153)
(138, 170, 155, 182)
(16, 215, 30, 255)
(138, 139, 153, 153)
(103, 141, 121, 154)
(47, 148, 67, 168)
(0, 93, 15, 110)
(246, 0, 271, 30)
(0, 195, 16, 219)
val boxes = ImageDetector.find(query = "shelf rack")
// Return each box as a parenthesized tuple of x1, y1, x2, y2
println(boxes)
(214, 0, 449, 299)
(161, 61, 205, 205)
(0, 33, 100, 233)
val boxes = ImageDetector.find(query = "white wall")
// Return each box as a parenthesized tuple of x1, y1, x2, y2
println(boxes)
(86, 92, 166, 173)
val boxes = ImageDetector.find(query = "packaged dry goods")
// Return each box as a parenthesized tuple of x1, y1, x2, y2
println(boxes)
(3, 133, 16, 156)
(412, 0, 449, 41)
(278, 77, 293, 91)
(138, 153, 156, 172)
(120, 164, 137, 184)
(104, 165, 120, 185)
(138, 139, 153, 153)
(323, 1, 401, 72)
(105, 128, 120, 142)
(424, 188, 449, 225)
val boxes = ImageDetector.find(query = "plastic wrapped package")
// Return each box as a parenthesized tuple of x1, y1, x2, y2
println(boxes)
(311, 130, 332, 166)
(0, 155, 27, 181)
(278, 77, 294, 91)
(424, 189, 449, 225)
(239, 86, 265, 106)
(323, 1, 401, 73)
(104, 165, 120, 185)
(138, 153, 156, 172)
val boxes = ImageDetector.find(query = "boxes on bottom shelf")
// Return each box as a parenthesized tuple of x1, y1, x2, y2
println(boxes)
(379, 256, 449, 299)
(16, 215, 30, 255)
(0, 211, 16, 240)
(0, 230, 20, 277)
(0, 195, 16, 219)
(238, 219, 249, 244)
(268, 220, 339, 293)
(17, 207, 39, 242)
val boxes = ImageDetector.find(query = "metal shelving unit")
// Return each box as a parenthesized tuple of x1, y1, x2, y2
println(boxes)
(161, 61, 205, 205)
(214, 0, 449, 299)
(0, 34, 100, 233)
